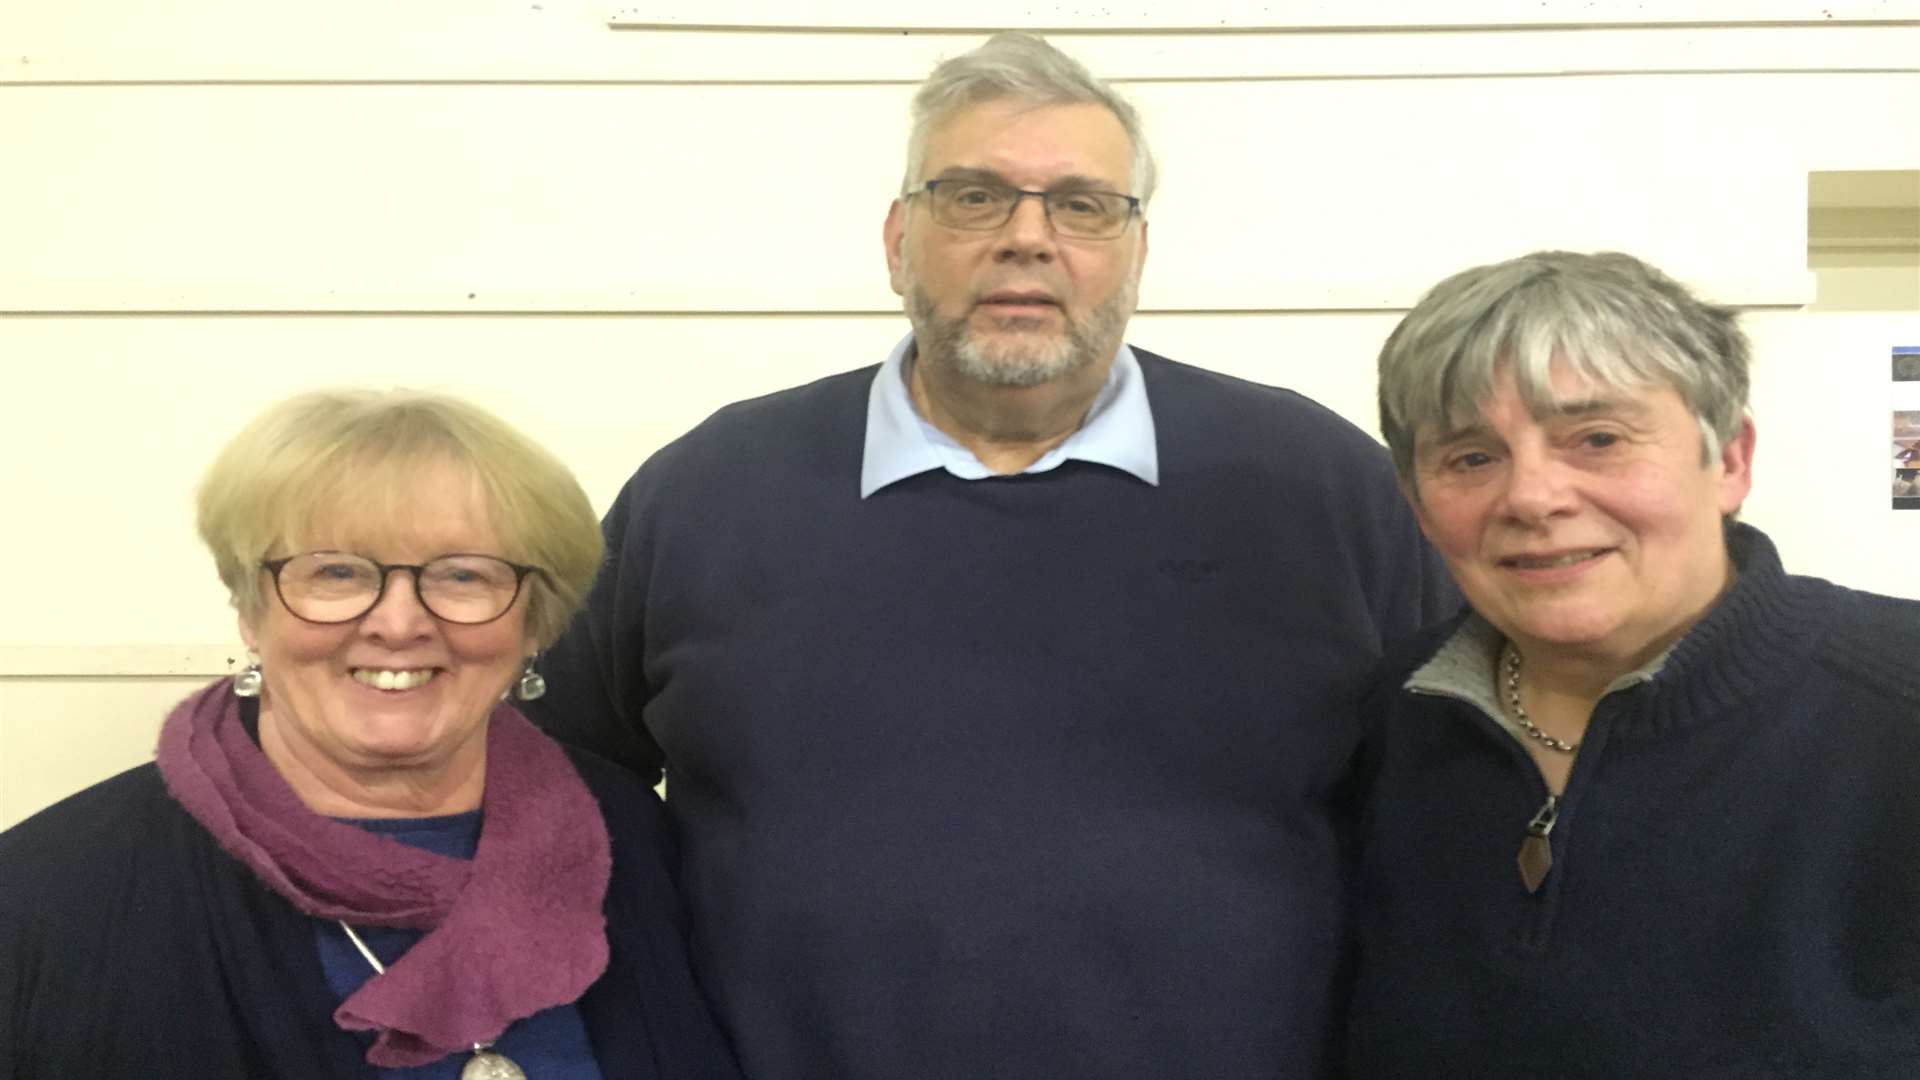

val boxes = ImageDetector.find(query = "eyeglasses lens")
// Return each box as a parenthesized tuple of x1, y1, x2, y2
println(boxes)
(928, 182, 1132, 239)
(274, 553, 520, 624)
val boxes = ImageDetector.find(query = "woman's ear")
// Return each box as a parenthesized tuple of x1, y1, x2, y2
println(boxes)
(1715, 416, 1757, 516)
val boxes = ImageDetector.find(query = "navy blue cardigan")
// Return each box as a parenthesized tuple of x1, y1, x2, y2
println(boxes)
(1349, 524, 1920, 1078)
(528, 349, 1457, 1080)
(0, 742, 741, 1080)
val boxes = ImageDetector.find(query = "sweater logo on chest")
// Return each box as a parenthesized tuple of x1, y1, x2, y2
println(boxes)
(1156, 557, 1224, 582)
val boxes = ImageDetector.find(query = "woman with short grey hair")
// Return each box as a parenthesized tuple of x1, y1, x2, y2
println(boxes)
(1348, 251, 1920, 1077)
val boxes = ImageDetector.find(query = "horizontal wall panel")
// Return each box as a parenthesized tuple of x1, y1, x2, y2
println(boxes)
(0, 678, 211, 831)
(1811, 207, 1920, 251)
(2, 310, 1914, 657)
(1809, 169, 1920, 207)
(8, 74, 1905, 313)
(7, 6, 1920, 83)
(0, 311, 1393, 650)
(607, 0, 1920, 30)
(0, 646, 238, 678)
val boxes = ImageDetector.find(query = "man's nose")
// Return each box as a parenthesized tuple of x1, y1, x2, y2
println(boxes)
(994, 192, 1057, 262)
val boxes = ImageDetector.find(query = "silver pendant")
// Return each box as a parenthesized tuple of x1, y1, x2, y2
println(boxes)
(462, 1049, 528, 1080)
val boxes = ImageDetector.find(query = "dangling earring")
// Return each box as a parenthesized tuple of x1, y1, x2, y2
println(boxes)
(233, 655, 263, 698)
(514, 656, 546, 701)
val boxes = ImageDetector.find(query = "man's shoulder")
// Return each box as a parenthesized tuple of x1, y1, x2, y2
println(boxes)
(1132, 346, 1387, 452)
(1131, 346, 1398, 487)
(607, 365, 877, 515)
(675, 365, 877, 453)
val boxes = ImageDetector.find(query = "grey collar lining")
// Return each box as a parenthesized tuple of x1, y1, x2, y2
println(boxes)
(1403, 614, 1668, 747)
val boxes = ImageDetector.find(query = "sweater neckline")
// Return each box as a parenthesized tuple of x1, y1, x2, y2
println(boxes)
(1406, 523, 1814, 739)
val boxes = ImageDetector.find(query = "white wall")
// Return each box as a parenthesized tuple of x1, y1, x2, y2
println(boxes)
(3, 1, 1918, 828)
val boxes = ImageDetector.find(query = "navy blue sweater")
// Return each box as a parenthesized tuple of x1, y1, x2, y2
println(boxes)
(1349, 524, 1920, 1078)
(529, 349, 1456, 1080)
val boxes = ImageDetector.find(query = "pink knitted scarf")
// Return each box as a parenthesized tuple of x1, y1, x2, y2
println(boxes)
(155, 677, 612, 1068)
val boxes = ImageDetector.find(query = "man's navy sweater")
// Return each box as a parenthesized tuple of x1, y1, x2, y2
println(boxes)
(530, 349, 1457, 1080)
(1349, 524, 1920, 1078)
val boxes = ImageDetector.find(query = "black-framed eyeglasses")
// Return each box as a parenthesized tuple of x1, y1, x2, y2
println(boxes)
(261, 551, 540, 626)
(912, 179, 1140, 240)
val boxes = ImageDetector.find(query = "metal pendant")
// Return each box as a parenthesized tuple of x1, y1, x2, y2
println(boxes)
(1516, 833, 1553, 894)
(462, 1050, 528, 1080)
(1516, 794, 1561, 894)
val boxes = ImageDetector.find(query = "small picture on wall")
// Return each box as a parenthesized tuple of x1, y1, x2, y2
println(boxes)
(1896, 411, 1920, 510)
(1897, 347, 1920, 383)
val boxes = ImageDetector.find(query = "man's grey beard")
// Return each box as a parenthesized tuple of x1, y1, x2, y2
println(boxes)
(904, 275, 1138, 389)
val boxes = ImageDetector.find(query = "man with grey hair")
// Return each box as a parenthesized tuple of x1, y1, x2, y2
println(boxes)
(530, 31, 1453, 1080)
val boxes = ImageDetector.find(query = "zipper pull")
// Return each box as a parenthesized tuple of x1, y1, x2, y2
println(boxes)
(1517, 794, 1560, 894)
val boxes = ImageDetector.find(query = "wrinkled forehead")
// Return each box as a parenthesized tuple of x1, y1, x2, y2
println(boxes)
(273, 458, 504, 560)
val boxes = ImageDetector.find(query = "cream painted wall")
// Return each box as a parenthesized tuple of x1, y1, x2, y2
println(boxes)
(3, 2, 1918, 828)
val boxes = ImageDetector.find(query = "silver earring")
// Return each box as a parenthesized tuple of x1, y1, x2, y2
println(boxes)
(233, 657, 263, 698)
(514, 657, 546, 702)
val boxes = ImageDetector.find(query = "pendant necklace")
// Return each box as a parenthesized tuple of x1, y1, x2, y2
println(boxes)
(337, 920, 529, 1080)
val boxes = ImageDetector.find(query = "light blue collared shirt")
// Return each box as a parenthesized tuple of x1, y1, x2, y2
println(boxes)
(858, 333, 1161, 498)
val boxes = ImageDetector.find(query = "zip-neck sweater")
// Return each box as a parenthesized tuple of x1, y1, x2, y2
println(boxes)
(527, 348, 1458, 1080)
(1349, 523, 1920, 1078)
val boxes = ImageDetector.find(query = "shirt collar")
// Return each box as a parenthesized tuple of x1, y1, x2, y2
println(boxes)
(859, 332, 1160, 498)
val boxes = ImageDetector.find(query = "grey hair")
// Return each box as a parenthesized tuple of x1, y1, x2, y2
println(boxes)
(1378, 250, 1750, 486)
(901, 31, 1158, 204)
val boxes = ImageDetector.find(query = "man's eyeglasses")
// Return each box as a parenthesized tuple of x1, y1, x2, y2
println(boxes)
(912, 180, 1140, 240)
(261, 551, 539, 625)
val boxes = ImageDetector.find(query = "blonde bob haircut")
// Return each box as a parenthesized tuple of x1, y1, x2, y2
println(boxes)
(197, 389, 603, 649)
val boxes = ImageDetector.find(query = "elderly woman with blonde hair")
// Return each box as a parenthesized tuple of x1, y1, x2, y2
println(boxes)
(0, 391, 740, 1079)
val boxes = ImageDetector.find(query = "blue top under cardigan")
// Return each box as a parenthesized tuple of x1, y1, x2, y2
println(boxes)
(317, 811, 603, 1080)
